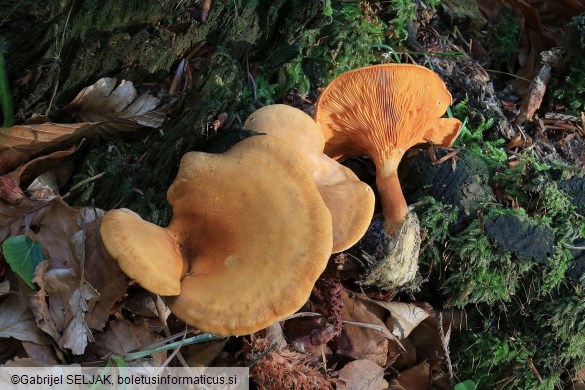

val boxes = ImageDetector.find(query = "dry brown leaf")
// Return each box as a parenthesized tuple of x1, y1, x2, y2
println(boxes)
(7, 146, 79, 188)
(384, 302, 430, 339)
(64, 77, 167, 134)
(337, 359, 387, 390)
(27, 171, 61, 201)
(62, 283, 99, 355)
(336, 290, 389, 366)
(0, 294, 52, 345)
(23, 199, 127, 355)
(0, 122, 98, 174)
(388, 361, 431, 389)
(1, 357, 80, 367)
(0, 281, 10, 295)
(122, 292, 162, 318)
(408, 316, 446, 366)
(0, 148, 28, 176)
(184, 339, 228, 367)
(265, 322, 288, 351)
(0, 198, 51, 242)
(388, 337, 417, 372)
(93, 319, 166, 365)
(0, 176, 24, 205)
(0, 339, 21, 361)
(21, 341, 61, 365)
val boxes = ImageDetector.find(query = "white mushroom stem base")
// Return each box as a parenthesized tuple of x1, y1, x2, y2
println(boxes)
(360, 212, 421, 290)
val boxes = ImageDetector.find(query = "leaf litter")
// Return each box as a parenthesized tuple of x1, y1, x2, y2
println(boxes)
(4, 2, 584, 388)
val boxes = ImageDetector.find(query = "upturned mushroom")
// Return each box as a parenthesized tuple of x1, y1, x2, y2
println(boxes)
(244, 104, 375, 253)
(100, 135, 333, 336)
(314, 64, 461, 288)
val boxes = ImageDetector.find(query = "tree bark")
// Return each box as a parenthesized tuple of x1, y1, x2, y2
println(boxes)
(1, 0, 329, 224)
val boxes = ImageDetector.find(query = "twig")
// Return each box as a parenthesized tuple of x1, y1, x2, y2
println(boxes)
(438, 311, 454, 380)
(562, 243, 585, 251)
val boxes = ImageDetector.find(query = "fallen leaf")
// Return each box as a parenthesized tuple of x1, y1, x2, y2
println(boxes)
(265, 322, 287, 351)
(0, 122, 99, 175)
(0, 148, 29, 176)
(61, 282, 98, 355)
(408, 316, 446, 366)
(184, 339, 228, 367)
(0, 198, 50, 243)
(122, 293, 161, 318)
(2, 235, 45, 288)
(6, 145, 79, 189)
(336, 290, 389, 366)
(0, 176, 24, 205)
(23, 199, 127, 355)
(0, 281, 10, 295)
(26, 171, 61, 201)
(21, 341, 61, 365)
(1, 357, 79, 367)
(388, 361, 430, 389)
(388, 337, 417, 372)
(337, 359, 386, 390)
(384, 302, 430, 339)
(0, 294, 52, 345)
(93, 319, 165, 365)
(64, 77, 167, 134)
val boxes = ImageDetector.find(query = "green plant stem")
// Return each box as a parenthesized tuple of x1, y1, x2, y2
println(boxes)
(0, 51, 13, 127)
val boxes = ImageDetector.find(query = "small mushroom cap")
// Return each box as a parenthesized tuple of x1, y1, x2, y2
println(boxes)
(244, 104, 375, 252)
(100, 208, 185, 296)
(167, 135, 333, 336)
(314, 64, 462, 167)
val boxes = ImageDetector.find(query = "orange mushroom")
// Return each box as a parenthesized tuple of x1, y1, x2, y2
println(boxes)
(314, 64, 461, 235)
(244, 104, 375, 252)
(100, 135, 333, 336)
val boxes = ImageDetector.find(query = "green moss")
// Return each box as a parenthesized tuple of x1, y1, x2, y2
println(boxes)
(483, 5, 520, 69)
(553, 13, 585, 112)
(386, 0, 417, 42)
(418, 103, 585, 387)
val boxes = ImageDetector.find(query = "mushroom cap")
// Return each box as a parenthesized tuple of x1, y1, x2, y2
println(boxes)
(244, 104, 375, 253)
(166, 135, 333, 336)
(100, 208, 185, 296)
(314, 64, 462, 171)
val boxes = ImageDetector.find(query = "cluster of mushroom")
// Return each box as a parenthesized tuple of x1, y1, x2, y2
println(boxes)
(100, 63, 460, 336)
(100, 105, 375, 336)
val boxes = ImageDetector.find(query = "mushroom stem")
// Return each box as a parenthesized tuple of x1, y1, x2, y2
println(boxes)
(376, 170, 408, 236)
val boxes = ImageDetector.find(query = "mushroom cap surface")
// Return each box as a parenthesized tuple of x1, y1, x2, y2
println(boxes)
(167, 135, 333, 336)
(244, 104, 375, 252)
(314, 64, 462, 171)
(100, 208, 185, 296)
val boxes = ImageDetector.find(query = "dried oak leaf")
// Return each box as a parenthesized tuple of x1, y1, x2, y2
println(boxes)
(1, 357, 80, 367)
(337, 359, 387, 390)
(184, 338, 228, 367)
(0, 198, 50, 244)
(383, 302, 430, 339)
(0, 146, 79, 205)
(0, 123, 99, 175)
(93, 319, 166, 366)
(21, 341, 61, 365)
(388, 361, 430, 390)
(25, 199, 127, 355)
(336, 290, 389, 366)
(6, 146, 79, 189)
(0, 293, 52, 345)
(63, 77, 167, 134)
